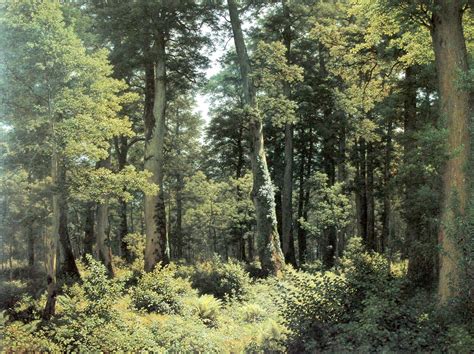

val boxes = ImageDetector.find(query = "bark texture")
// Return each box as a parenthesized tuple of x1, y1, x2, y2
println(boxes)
(144, 33, 170, 272)
(280, 0, 297, 266)
(227, 0, 285, 276)
(431, 1, 471, 303)
(43, 150, 59, 320)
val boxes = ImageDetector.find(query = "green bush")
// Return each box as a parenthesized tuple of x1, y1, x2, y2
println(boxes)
(131, 264, 194, 314)
(189, 257, 251, 301)
(187, 294, 221, 327)
(239, 303, 266, 323)
(279, 267, 350, 351)
(150, 315, 223, 352)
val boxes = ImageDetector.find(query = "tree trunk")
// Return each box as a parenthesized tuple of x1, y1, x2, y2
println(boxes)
(430, 1, 471, 303)
(83, 201, 95, 260)
(227, 0, 285, 276)
(58, 167, 80, 278)
(115, 136, 131, 262)
(296, 126, 313, 264)
(322, 151, 337, 268)
(381, 116, 393, 254)
(27, 222, 34, 267)
(356, 139, 368, 243)
(96, 157, 114, 277)
(96, 201, 114, 277)
(281, 0, 297, 266)
(366, 142, 376, 251)
(43, 149, 59, 320)
(144, 32, 170, 272)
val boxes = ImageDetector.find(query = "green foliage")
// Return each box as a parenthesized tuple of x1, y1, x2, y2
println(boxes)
(279, 267, 350, 351)
(299, 172, 351, 237)
(0, 280, 28, 311)
(187, 294, 221, 327)
(188, 257, 251, 301)
(131, 264, 194, 314)
(238, 303, 266, 323)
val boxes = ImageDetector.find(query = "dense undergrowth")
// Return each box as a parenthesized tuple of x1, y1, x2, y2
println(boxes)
(0, 238, 472, 353)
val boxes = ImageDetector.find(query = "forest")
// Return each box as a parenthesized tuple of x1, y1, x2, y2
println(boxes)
(0, 0, 473, 352)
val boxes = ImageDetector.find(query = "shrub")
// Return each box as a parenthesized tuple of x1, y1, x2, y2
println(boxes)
(239, 303, 266, 323)
(150, 315, 223, 352)
(190, 257, 251, 301)
(0, 280, 28, 310)
(131, 264, 194, 314)
(340, 237, 392, 311)
(187, 295, 221, 327)
(279, 268, 350, 351)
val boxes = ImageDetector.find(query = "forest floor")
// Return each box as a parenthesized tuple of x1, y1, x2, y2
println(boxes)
(0, 239, 473, 352)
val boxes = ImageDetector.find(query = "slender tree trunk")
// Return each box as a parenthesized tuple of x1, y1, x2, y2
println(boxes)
(96, 201, 114, 277)
(43, 149, 59, 320)
(381, 117, 393, 254)
(115, 136, 131, 262)
(297, 127, 313, 264)
(296, 151, 306, 265)
(27, 222, 34, 267)
(144, 32, 170, 272)
(83, 201, 95, 260)
(227, 0, 285, 276)
(281, 0, 297, 266)
(366, 142, 376, 251)
(356, 139, 368, 243)
(323, 151, 337, 268)
(96, 157, 114, 277)
(175, 172, 183, 259)
(58, 167, 80, 278)
(430, 1, 471, 303)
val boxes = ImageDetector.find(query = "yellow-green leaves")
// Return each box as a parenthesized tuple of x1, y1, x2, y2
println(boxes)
(252, 41, 303, 126)
(70, 165, 157, 204)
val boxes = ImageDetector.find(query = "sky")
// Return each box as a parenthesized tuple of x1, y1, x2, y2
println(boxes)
(194, 56, 221, 126)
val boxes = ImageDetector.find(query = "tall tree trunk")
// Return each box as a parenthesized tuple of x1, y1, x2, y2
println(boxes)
(96, 157, 114, 277)
(144, 32, 170, 272)
(43, 149, 59, 320)
(27, 222, 34, 267)
(58, 166, 80, 278)
(175, 172, 183, 259)
(296, 126, 313, 264)
(356, 139, 368, 243)
(281, 0, 297, 266)
(115, 136, 131, 262)
(227, 0, 285, 276)
(381, 116, 393, 254)
(430, 1, 471, 303)
(366, 142, 376, 251)
(174, 114, 183, 260)
(323, 150, 337, 268)
(83, 202, 95, 260)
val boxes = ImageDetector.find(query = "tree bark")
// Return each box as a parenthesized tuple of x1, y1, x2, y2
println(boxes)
(227, 0, 285, 276)
(430, 1, 471, 303)
(144, 32, 170, 272)
(83, 201, 95, 260)
(366, 142, 376, 251)
(115, 136, 131, 262)
(27, 222, 34, 267)
(356, 139, 368, 243)
(96, 157, 114, 277)
(58, 166, 80, 278)
(280, 0, 297, 266)
(43, 148, 59, 320)
(381, 116, 393, 254)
